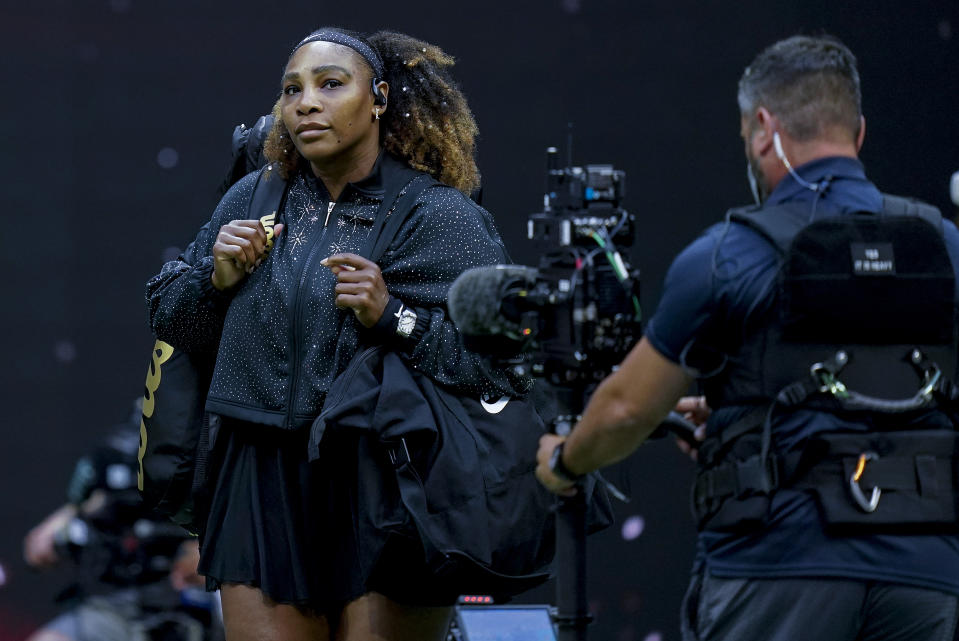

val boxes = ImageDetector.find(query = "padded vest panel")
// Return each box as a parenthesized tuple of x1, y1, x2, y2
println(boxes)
(706, 196, 956, 406)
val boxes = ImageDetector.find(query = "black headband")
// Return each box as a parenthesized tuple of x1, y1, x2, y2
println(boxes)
(291, 29, 385, 79)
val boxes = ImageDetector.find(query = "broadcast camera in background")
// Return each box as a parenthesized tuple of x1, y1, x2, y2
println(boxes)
(450, 147, 641, 389)
(22, 408, 221, 641)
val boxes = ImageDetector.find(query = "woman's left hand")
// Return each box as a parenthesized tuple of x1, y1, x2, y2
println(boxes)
(321, 253, 390, 327)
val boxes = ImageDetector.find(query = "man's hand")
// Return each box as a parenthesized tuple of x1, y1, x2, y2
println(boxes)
(535, 434, 579, 497)
(23, 504, 77, 569)
(534, 338, 695, 488)
(674, 396, 709, 461)
(321, 253, 390, 327)
(169, 539, 204, 591)
(211, 220, 284, 290)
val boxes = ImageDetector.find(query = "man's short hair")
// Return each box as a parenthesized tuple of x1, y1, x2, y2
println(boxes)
(738, 35, 862, 142)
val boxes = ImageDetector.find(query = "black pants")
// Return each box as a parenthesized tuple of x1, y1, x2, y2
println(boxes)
(682, 573, 959, 641)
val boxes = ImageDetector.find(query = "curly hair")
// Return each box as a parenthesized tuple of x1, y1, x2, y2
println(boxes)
(263, 29, 480, 195)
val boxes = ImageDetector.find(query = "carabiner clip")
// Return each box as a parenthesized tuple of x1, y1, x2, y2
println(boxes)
(810, 363, 829, 392)
(918, 365, 942, 400)
(810, 365, 849, 399)
(848, 452, 881, 513)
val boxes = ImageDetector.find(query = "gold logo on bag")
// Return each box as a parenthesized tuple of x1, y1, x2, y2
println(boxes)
(261, 211, 277, 253)
(137, 340, 175, 491)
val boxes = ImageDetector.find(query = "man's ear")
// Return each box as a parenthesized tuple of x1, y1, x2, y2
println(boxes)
(752, 107, 776, 156)
(856, 115, 866, 152)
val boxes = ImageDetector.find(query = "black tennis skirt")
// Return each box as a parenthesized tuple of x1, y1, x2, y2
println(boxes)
(196, 416, 458, 613)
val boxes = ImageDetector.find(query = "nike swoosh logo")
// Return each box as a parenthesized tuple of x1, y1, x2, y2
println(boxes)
(480, 397, 510, 414)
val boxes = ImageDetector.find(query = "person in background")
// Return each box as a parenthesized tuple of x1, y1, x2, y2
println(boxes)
(23, 402, 214, 641)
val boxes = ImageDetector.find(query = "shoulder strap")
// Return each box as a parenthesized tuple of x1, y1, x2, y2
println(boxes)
(881, 193, 942, 230)
(333, 168, 437, 345)
(726, 203, 811, 254)
(361, 172, 439, 263)
(245, 160, 439, 260)
(727, 194, 945, 255)
(246, 164, 290, 222)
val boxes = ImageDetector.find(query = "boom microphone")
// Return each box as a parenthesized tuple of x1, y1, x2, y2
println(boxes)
(448, 264, 540, 352)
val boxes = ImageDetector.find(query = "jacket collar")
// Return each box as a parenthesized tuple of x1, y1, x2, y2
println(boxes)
(307, 151, 410, 201)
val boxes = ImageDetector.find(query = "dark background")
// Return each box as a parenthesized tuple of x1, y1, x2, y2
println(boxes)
(2, 1, 958, 639)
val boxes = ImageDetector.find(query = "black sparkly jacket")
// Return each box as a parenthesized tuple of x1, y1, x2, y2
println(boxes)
(147, 154, 526, 430)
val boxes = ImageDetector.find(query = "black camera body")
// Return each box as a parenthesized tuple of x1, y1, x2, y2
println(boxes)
(528, 150, 633, 250)
(502, 258, 636, 390)
(463, 151, 641, 389)
(55, 491, 190, 587)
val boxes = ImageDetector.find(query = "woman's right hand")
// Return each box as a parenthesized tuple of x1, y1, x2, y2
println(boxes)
(211, 220, 284, 290)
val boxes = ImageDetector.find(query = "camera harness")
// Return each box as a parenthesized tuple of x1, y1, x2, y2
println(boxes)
(692, 188, 959, 533)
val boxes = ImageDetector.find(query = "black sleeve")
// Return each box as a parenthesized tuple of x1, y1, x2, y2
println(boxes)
(372, 186, 530, 397)
(145, 171, 259, 354)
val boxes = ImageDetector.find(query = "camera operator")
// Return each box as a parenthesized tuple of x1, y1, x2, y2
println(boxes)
(22, 402, 215, 641)
(536, 35, 959, 641)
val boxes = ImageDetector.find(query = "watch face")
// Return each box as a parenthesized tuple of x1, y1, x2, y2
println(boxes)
(397, 308, 417, 337)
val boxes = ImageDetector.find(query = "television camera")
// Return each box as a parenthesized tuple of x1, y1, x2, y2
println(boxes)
(449, 147, 641, 389)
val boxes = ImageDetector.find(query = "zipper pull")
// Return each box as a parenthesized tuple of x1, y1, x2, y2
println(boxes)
(324, 201, 335, 227)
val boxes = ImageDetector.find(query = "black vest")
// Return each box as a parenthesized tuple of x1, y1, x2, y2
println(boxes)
(705, 194, 956, 408)
(692, 195, 959, 533)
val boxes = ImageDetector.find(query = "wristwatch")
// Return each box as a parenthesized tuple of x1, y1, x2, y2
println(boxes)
(549, 441, 584, 484)
(395, 304, 418, 339)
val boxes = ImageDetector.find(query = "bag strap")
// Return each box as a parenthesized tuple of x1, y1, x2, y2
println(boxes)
(246, 164, 290, 222)
(360, 171, 438, 262)
(387, 442, 455, 573)
(329, 164, 437, 346)
(245, 158, 437, 259)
